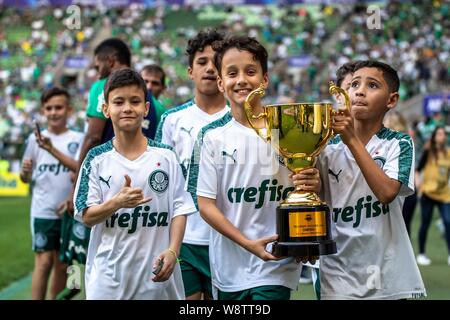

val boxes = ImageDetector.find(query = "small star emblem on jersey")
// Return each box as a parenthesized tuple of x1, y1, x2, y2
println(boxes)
(156, 162, 161, 167)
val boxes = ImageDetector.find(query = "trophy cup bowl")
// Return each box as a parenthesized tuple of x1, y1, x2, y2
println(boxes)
(244, 82, 350, 257)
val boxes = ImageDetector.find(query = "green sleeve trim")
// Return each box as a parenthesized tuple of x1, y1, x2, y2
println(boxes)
(187, 112, 232, 209)
(75, 140, 113, 213)
(155, 100, 194, 142)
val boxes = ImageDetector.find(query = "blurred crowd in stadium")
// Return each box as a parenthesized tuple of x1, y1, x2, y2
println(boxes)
(0, 0, 449, 167)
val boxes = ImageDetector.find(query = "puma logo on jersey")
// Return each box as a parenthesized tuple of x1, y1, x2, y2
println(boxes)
(221, 149, 237, 163)
(99, 175, 112, 188)
(328, 169, 342, 183)
(180, 126, 194, 136)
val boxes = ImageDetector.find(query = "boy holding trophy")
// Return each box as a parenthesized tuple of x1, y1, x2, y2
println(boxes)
(317, 60, 426, 299)
(156, 29, 229, 300)
(188, 35, 319, 300)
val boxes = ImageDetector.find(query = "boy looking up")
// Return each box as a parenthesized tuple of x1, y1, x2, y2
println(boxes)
(318, 60, 426, 299)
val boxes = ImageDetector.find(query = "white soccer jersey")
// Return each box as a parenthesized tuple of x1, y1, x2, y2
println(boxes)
(189, 113, 302, 293)
(22, 129, 84, 219)
(156, 100, 229, 245)
(317, 127, 426, 300)
(74, 139, 196, 300)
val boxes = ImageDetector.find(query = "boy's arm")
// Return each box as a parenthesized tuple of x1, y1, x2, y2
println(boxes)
(347, 139, 401, 203)
(334, 109, 401, 204)
(198, 196, 279, 261)
(80, 175, 151, 227)
(152, 215, 187, 282)
(20, 159, 33, 183)
(34, 132, 78, 172)
(20, 135, 35, 183)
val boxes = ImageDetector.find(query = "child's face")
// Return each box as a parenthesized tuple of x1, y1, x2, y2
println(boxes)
(41, 95, 71, 130)
(340, 73, 353, 91)
(188, 45, 220, 96)
(103, 85, 149, 132)
(217, 48, 268, 108)
(348, 67, 398, 121)
(141, 70, 164, 99)
(336, 73, 353, 106)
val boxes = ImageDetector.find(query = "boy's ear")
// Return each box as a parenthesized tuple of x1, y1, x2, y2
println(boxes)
(262, 72, 269, 89)
(217, 76, 225, 93)
(144, 101, 150, 117)
(386, 92, 399, 110)
(188, 67, 194, 80)
(102, 103, 110, 118)
(66, 105, 74, 116)
(107, 55, 115, 68)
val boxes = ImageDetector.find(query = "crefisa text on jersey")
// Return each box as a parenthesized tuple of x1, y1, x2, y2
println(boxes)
(104, 205, 169, 234)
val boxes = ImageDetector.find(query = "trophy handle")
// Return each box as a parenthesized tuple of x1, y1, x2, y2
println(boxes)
(329, 81, 351, 138)
(329, 81, 350, 111)
(244, 84, 270, 141)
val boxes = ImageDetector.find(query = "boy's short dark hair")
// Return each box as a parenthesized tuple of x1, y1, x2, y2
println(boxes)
(141, 64, 166, 87)
(213, 35, 268, 76)
(336, 61, 358, 87)
(104, 68, 147, 102)
(186, 29, 225, 68)
(94, 38, 131, 67)
(41, 87, 70, 105)
(353, 60, 400, 93)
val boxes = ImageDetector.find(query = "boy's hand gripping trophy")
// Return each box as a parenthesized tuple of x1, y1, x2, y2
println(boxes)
(244, 82, 350, 257)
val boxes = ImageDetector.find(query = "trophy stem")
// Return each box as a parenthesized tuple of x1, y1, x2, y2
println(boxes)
(280, 188, 324, 207)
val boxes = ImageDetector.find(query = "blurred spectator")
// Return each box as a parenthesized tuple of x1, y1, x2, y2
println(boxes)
(416, 126, 450, 266)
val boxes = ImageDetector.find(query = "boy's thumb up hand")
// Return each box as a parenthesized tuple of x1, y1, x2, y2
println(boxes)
(123, 174, 132, 188)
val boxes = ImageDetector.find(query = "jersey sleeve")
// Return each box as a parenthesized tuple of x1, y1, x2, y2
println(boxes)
(169, 151, 196, 217)
(73, 151, 103, 222)
(155, 112, 173, 146)
(86, 80, 107, 119)
(196, 134, 218, 200)
(384, 136, 415, 197)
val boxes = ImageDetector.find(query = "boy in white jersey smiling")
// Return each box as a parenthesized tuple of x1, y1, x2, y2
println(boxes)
(155, 29, 229, 300)
(73, 68, 196, 299)
(317, 60, 426, 299)
(189, 35, 320, 300)
(20, 87, 84, 299)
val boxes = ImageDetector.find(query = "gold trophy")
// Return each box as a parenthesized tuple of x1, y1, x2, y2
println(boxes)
(244, 81, 350, 257)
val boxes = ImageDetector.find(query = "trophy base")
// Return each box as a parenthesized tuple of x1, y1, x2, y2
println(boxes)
(274, 203, 336, 257)
(272, 240, 337, 257)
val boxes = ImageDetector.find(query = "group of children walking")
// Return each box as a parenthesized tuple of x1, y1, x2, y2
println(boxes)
(21, 29, 430, 300)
